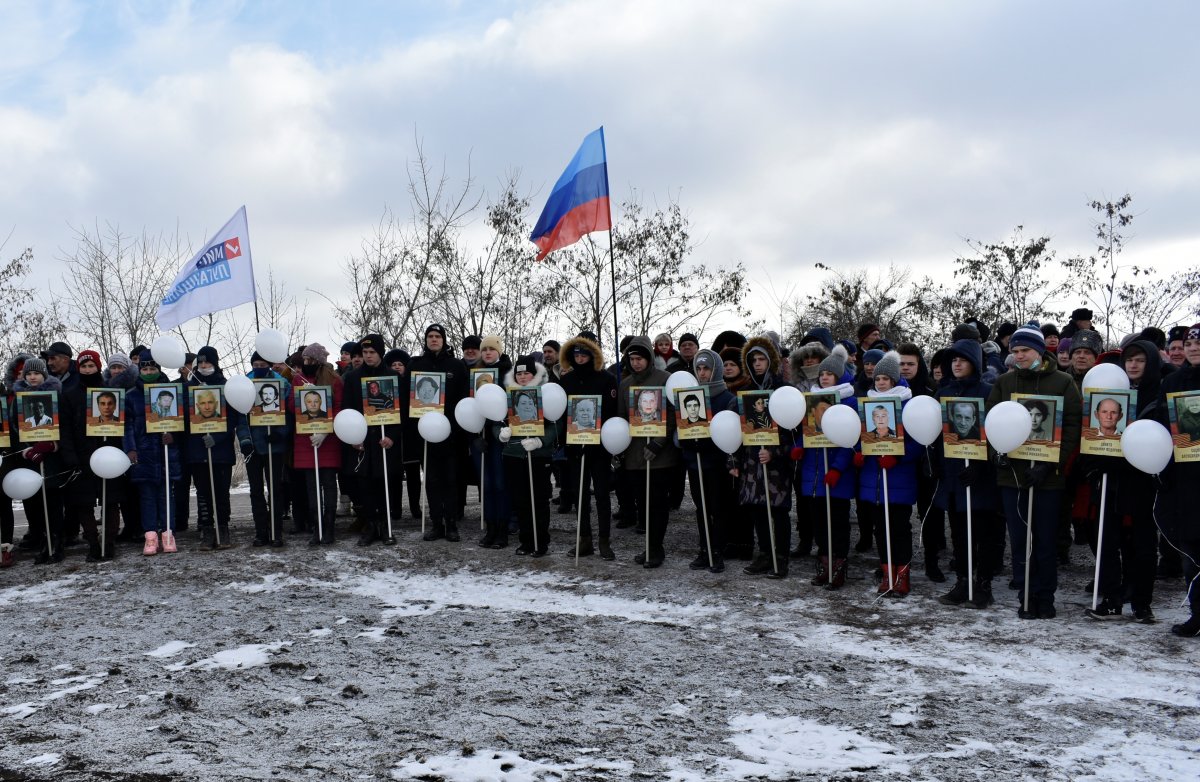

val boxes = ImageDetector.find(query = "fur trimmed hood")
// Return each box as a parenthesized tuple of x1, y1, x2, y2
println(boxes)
(558, 335, 605, 375)
(13, 374, 63, 394)
(741, 335, 782, 377)
(789, 342, 829, 379)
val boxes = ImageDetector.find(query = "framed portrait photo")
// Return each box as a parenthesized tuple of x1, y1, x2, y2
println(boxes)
(1168, 390, 1200, 463)
(188, 386, 228, 435)
(249, 379, 286, 427)
(941, 397, 987, 461)
(802, 391, 838, 449)
(470, 368, 499, 397)
(859, 397, 904, 456)
(87, 387, 126, 438)
(674, 386, 711, 441)
(628, 386, 666, 438)
(508, 386, 545, 436)
(0, 397, 8, 448)
(1082, 388, 1136, 457)
(1010, 393, 1064, 463)
(410, 371, 445, 418)
(738, 390, 778, 446)
(145, 383, 185, 434)
(17, 391, 60, 443)
(295, 385, 334, 435)
(567, 394, 602, 445)
(361, 376, 401, 425)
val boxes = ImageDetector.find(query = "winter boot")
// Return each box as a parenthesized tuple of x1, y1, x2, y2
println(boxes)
(216, 525, 233, 549)
(444, 518, 460, 543)
(939, 578, 970, 606)
(379, 521, 396, 546)
(357, 521, 380, 546)
(479, 526, 496, 548)
(86, 538, 102, 562)
(689, 551, 710, 570)
(924, 558, 946, 583)
(708, 554, 725, 573)
(825, 558, 847, 590)
(1, 544, 14, 568)
(143, 532, 160, 556)
(765, 557, 788, 579)
(198, 527, 217, 552)
(566, 536, 594, 558)
(965, 579, 994, 609)
(1170, 614, 1200, 637)
(878, 564, 893, 594)
(34, 541, 64, 565)
(893, 565, 911, 596)
(161, 531, 178, 554)
(1084, 599, 1123, 621)
(422, 522, 446, 542)
(810, 556, 830, 586)
(598, 537, 615, 561)
(743, 553, 772, 575)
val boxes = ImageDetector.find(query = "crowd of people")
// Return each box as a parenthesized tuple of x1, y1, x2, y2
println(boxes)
(2, 308, 1198, 638)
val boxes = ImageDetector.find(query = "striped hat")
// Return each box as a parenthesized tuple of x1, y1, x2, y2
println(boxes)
(1008, 322, 1046, 354)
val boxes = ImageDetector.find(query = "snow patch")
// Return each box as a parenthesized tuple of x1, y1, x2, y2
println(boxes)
(164, 642, 290, 671)
(145, 640, 196, 658)
(0, 576, 80, 605)
(351, 569, 718, 626)
(308, 628, 332, 637)
(393, 750, 566, 781)
(24, 753, 61, 767)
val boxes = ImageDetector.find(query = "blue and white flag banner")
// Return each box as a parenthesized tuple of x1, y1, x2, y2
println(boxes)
(155, 206, 257, 331)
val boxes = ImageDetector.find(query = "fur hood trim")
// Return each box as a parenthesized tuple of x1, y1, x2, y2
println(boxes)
(789, 343, 829, 379)
(503, 361, 549, 389)
(740, 335, 782, 376)
(559, 335, 605, 374)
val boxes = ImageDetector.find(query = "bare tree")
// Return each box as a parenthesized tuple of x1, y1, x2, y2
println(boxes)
(324, 137, 480, 351)
(59, 222, 187, 356)
(1083, 194, 1135, 344)
(0, 241, 69, 362)
(431, 173, 559, 357)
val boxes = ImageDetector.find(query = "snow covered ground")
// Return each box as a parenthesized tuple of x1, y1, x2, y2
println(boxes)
(1, 491, 1197, 781)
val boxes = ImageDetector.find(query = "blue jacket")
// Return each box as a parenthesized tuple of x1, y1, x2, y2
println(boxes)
(933, 339, 996, 512)
(857, 391, 921, 506)
(123, 373, 182, 484)
(797, 380, 858, 500)
(234, 370, 292, 455)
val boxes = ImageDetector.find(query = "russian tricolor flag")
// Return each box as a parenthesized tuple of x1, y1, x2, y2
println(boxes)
(530, 127, 611, 261)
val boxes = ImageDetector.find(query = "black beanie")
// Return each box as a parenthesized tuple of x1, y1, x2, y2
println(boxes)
(462, 335, 482, 350)
(543, 339, 561, 352)
(197, 345, 220, 368)
(425, 323, 447, 342)
(578, 330, 599, 345)
(250, 351, 266, 364)
(382, 348, 411, 367)
(340, 341, 359, 356)
(360, 334, 387, 356)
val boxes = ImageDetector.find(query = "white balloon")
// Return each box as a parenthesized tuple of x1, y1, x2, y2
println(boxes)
(822, 404, 862, 448)
(901, 395, 943, 446)
(984, 401, 1033, 454)
(225, 375, 256, 414)
(665, 371, 699, 399)
(150, 335, 186, 370)
(768, 386, 807, 430)
(3, 468, 42, 501)
(1082, 363, 1130, 392)
(542, 383, 567, 422)
(710, 410, 743, 454)
(89, 446, 131, 480)
(454, 397, 486, 434)
(333, 409, 368, 445)
(255, 328, 290, 364)
(418, 411, 452, 443)
(1122, 419, 1173, 475)
(476, 383, 509, 422)
(600, 418, 632, 456)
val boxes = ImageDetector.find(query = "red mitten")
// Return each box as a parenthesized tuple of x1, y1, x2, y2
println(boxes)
(790, 446, 804, 461)
(824, 469, 842, 487)
(879, 456, 898, 470)
(25, 442, 55, 464)
(852, 451, 865, 468)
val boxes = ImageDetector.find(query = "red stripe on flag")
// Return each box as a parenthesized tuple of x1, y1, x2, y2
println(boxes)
(533, 196, 611, 261)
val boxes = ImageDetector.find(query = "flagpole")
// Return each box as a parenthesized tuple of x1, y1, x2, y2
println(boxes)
(600, 126, 618, 353)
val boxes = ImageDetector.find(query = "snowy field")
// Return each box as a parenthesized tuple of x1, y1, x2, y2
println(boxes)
(1, 488, 1198, 781)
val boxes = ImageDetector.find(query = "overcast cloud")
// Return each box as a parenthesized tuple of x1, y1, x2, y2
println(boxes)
(2, 0, 1197, 346)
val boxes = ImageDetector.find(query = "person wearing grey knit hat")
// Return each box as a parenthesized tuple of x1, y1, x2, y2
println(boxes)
(21, 357, 49, 378)
(817, 344, 849, 382)
(1069, 328, 1102, 382)
(872, 351, 903, 388)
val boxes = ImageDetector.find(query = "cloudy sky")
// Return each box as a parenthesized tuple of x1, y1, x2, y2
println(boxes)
(2, 0, 1197, 348)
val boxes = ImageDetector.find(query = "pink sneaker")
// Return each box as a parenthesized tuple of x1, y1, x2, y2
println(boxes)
(143, 532, 160, 556)
(161, 531, 177, 554)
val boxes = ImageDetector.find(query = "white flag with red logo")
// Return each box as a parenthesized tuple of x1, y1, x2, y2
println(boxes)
(155, 206, 258, 331)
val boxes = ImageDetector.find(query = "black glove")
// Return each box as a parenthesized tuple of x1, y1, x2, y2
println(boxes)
(958, 462, 980, 488)
(1022, 463, 1053, 488)
(994, 452, 1009, 469)
(240, 439, 254, 457)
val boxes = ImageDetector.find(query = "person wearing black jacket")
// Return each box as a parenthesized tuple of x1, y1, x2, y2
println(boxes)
(1153, 324, 1200, 637)
(407, 324, 469, 543)
(184, 346, 239, 550)
(341, 334, 404, 546)
(557, 334, 618, 559)
(681, 348, 737, 573)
